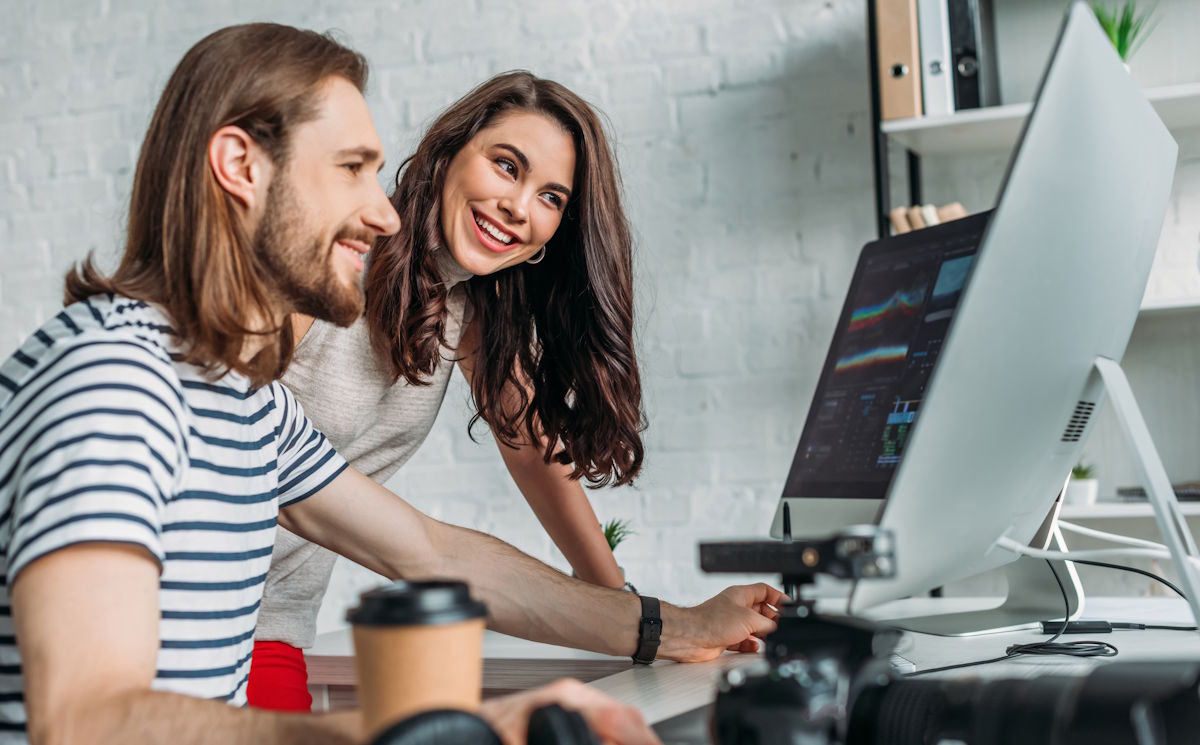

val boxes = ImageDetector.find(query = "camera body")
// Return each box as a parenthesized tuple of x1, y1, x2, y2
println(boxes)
(700, 525, 900, 745)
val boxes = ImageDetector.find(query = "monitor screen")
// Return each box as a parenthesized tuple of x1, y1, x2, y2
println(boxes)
(781, 212, 989, 502)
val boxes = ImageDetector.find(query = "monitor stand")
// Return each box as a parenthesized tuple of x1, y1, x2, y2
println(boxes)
(1093, 356, 1200, 627)
(879, 356, 1200, 637)
(880, 526, 1083, 637)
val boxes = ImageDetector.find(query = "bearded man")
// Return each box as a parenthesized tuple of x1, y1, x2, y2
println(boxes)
(0, 22, 782, 745)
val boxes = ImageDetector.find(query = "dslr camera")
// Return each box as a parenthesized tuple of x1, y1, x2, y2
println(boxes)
(700, 525, 1200, 745)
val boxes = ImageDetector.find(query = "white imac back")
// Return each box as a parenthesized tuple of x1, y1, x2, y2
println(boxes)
(853, 2, 1178, 609)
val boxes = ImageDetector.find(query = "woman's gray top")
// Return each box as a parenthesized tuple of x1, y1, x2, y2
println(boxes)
(255, 252, 473, 648)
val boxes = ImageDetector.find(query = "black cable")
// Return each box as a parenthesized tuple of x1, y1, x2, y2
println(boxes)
(1068, 559, 1187, 600)
(905, 560, 1117, 677)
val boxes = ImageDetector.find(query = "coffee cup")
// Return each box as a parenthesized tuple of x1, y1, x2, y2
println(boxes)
(347, 580, 488, 738)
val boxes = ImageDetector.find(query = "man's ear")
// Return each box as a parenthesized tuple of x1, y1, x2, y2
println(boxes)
(208, 125, 272, 210)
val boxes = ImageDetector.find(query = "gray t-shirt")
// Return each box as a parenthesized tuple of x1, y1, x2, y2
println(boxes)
(256, 253, 473, 647)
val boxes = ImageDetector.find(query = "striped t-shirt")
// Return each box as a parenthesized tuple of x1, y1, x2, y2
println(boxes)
(0, 295, 347, 738)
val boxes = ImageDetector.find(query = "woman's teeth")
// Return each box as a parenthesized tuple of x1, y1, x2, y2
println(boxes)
(475, 215, 514, 245)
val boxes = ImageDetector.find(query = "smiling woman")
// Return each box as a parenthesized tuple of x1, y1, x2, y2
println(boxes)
(439, 111, 576, 274)
(246, 71, 646, 711)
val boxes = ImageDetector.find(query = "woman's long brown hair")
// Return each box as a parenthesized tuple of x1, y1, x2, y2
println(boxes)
(64, 24, 367, 388)
(366, 71, 645, 487)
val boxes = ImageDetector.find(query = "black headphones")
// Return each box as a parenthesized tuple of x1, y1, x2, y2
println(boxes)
(369, 703, 599, 745)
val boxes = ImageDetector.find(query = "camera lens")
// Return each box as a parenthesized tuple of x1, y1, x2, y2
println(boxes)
(862, 676, 1079, 745)
(857, 662, 1200, 745)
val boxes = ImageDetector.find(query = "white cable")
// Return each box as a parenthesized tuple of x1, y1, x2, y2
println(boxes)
(1057, 520, 1168, 551)
(995, 536, 1200, 568)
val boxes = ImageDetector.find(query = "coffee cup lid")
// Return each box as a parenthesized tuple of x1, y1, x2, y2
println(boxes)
(346, 580, 488, 626)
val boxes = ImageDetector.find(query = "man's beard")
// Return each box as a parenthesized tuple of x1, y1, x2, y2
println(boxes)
(254, 175, 365, 328)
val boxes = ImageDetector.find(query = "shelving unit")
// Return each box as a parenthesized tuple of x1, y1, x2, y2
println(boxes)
(862, 0, 1200, 511)
(880, 82, 1200, 156)
(1061, 501, 1200, 520)
(864, 3, 1200, 311)
(1139, 297, 1200, 316)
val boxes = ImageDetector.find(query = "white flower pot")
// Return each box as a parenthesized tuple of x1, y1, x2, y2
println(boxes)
(1064, 478, 1099, 506)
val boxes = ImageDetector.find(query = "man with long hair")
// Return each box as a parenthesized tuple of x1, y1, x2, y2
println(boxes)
(0, 23, 783, 745)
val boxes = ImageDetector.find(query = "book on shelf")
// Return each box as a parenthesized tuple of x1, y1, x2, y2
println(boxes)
(1116, 482, 1200, 502)
(889, 202, 969, 235)
(876, 0, 924, 121)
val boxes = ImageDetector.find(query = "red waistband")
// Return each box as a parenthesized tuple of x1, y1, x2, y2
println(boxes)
(246, 639, 312, 712)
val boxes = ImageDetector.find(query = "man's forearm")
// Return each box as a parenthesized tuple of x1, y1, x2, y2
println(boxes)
(420, 520, 675, 657)
(282, 469, 706, 661)
(37, 689, 358, 745)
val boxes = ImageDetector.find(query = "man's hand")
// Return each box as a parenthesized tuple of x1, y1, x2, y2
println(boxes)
(659, 583, 786, 663)
(478, 679, 660, 745)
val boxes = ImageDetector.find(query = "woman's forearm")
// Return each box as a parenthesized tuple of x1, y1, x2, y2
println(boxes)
(497, 444, 626, 588)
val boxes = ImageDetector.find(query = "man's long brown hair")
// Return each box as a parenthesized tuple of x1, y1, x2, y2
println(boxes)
(64, 23, 367, 388)
(366, 71, 646, 487)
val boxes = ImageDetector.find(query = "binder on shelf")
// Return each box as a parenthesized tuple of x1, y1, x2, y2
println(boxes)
(876, 0, 924, 121)
(917, 0, 955, 117)
(946, 0, 1000, 111)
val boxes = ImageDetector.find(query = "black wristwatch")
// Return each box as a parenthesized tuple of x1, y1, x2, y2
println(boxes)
(632, 595, 661, 665)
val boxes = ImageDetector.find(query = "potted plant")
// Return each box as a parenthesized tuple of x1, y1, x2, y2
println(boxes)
(1065, 462, 1100, 506)
(1092, 2, 1156, 62)
(602, 518, 637, 593)
(603, 517, 634, 553)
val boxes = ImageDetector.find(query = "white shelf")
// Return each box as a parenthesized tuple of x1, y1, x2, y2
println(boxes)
(1138, 297, 1200, 316)
(882, 82, 1200, 156)
(1060, 501, 1200, 520)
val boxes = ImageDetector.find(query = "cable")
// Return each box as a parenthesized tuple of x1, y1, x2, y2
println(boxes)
(905, 560, 1117, 677)
(994, 536, 1200, 568)
(1068, 559, 1187, 600)
(1056, 520, 1168, 551)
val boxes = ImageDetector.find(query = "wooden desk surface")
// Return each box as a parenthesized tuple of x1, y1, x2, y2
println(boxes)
(308, 597, 1200, 724)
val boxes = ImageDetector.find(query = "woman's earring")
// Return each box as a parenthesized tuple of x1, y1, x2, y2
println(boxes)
(526, 245, 547, 265)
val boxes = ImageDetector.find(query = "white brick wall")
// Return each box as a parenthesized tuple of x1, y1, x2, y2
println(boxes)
(4, 0, 871, 633)
(7, 1, 1198, 637)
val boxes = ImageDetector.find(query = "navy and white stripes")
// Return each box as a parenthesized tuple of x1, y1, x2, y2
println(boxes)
(0, 296, 347, 739)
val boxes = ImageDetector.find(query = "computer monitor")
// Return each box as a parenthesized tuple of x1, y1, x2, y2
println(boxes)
(770, 1, 1178, 631)
(769, 213, 990, 536)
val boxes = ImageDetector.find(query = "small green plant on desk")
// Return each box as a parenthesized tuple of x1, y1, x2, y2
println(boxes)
(1071, 463, 1096, 480)
(602, 518, 638, 593)
(1092, 2, 1156, 61)
(603, 517, 635, 552)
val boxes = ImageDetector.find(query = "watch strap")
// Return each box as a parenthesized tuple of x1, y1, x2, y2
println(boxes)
(632, 595, 661, 665)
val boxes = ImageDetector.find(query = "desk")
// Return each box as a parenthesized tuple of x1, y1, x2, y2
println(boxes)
(306, 597, 1200, 725)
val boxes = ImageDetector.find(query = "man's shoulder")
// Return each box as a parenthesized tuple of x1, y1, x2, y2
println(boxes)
(0, 296, 187, 415)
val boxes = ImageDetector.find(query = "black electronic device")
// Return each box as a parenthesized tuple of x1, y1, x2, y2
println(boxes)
(367, 704, 597, 745)
(700, 523, 895, 593)
(947, 0, 1000, 111)
(696, 526, 1200, 745)
(701, 525, 903, 745)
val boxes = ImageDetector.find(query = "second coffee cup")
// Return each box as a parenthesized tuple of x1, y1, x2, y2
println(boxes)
(347, 580, 488, 739)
